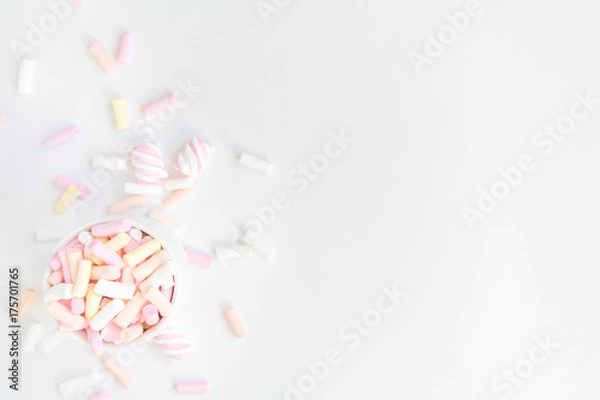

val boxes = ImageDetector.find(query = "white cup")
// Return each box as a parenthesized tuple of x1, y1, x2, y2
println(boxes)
(43, 216, 186, 346)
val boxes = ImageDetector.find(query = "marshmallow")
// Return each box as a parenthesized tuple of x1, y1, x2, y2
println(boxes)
(215, 246, 252, 259)
(71, 298, 85, 315)
(89, 299, 125, 331)
(237, 152, 273, 175)
(88, 240, 124, 268)
(47, 270, 64, 286)
(92, 155, 127, 170)
(139, 260, 175, 291)
(131, 143, 168, 183)
(45, 284, 74, 302)
(120, 322, 143, 343)
(58, 251, 72, 283)
(91, 219, 132, 237)
(142, 93, 176, 115)
(78, 231, 93, 245)
(18, 289, 37, 319)
(45, 127, 80, 148)
(148, 208, 183, 234)
(55, 185, 81, 214)
(153, 325, 192, 360)
(241, 231, 274, 259)
(124, 182, 162, 196)
(17, 58, 35, 94)
(46, 301, 86, 330)
(174, 136, 214, 180)
(131, 249, 170, 282)
(58, 371, 105, 397)
(185, 247, 212, 269)
(66, 248, 82, 284)
(85, 284, 103, 321)
(224, 306, 247, 338)
(128, 228, 142, 241)
(23, 321, 43, 352)
(36, 330, 68, 355)
(90, 265, 121, 280)
(175, 381, 209, 394)
(72, 260, 92, 297)
(103, 357, 133, 389)
(123, 238, 161, 267)
(113, 292, 148, 328)
(89, 42, 117, 74)
(162, 186, 195, 208)
(111, 98, 129, 130)
(117, 32, 134, 64)
(142, 305, 159, 325)
(108, 195, 148, 214)
(141, 286, 173, 317)
(101, 321, 122, 342)
(85, 327, 103, 356)
(163, 177, 195, 191)
(55, 175, 92, 199)
(94, 279, 135, 300)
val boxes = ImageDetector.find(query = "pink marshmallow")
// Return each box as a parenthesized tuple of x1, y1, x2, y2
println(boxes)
(90, 389, 111, 400)
(58, 251, 72, 283)
(45, 126, 79, 148)
(85, 327, 103, 355)
(142, 304, 159, 325)
(47, 269, 64, 286)
(91, 219, 132, 237)
(142, 93, 177, 115)
(116, 32, 134, 64)
(55, 175, 92, 199)
(101, 321, 122, 342)
(49, 255, 61, 271)
(71, 298, 85, 315)
(185, 247, 212, 269)
(175, 381, 208, 394)
(88, 240, 124, 268)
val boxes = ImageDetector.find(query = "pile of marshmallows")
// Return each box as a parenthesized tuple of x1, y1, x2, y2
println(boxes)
(46, 219, 178, 354)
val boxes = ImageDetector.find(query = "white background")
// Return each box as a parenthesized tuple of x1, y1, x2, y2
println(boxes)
(0, 0, 599, 399)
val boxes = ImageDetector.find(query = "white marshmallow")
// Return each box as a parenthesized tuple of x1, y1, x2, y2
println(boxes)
(89, 299, 125, 331)
(23, 321, 43, 352)
(237, 152, 273, 175)
(36, 330, 68, 355)
(45, 283, 74, 302)
(17, 58, 35, 94)
(215, 246, 252, 260)
(124, 182, 162, 196)
(241, 231, 274, 259)
(93, 279, 135, 300)
(163, 177, 195, 191)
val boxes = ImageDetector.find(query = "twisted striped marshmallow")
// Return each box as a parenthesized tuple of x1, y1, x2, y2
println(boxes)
(153, 325, 192, 361)
(174, 137, 214, 180)
(131, 143, 168, 183)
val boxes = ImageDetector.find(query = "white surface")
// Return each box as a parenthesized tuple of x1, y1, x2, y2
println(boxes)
(0, 0, 599, 399)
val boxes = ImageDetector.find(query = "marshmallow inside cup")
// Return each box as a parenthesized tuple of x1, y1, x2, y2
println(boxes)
(43, 217, 185, 348)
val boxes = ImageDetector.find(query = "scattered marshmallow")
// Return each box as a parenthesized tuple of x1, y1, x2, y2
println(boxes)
(55, 185, 81, 214)
(23, 321, 43, 352)
(174, 136, 214, 180)
(241, 231, 274, 259)
(163, 177, 195, 191)
(142, 93, 176, 115)
(45, 127, 80, 148)
(148, 208, 183, 234)
(224, 306, 247, 338)
(117, 32, 134, 64)
(111, 98, 129, 130)
(185, 247, 212, 269)
(108, 195, 148, 214)
(175, 381, 209, 394)
(214, 246, 252, 260)
(124, 182, 162, 197)
(89, 42, 117, 74)
(237, 152, 273, 175)
(17, 58, 35, 94)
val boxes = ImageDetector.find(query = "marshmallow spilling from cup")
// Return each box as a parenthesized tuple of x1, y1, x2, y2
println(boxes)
(43, 217, 187, 352)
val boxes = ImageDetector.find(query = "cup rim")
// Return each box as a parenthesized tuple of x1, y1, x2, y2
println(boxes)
(43, 216, 184, 346)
